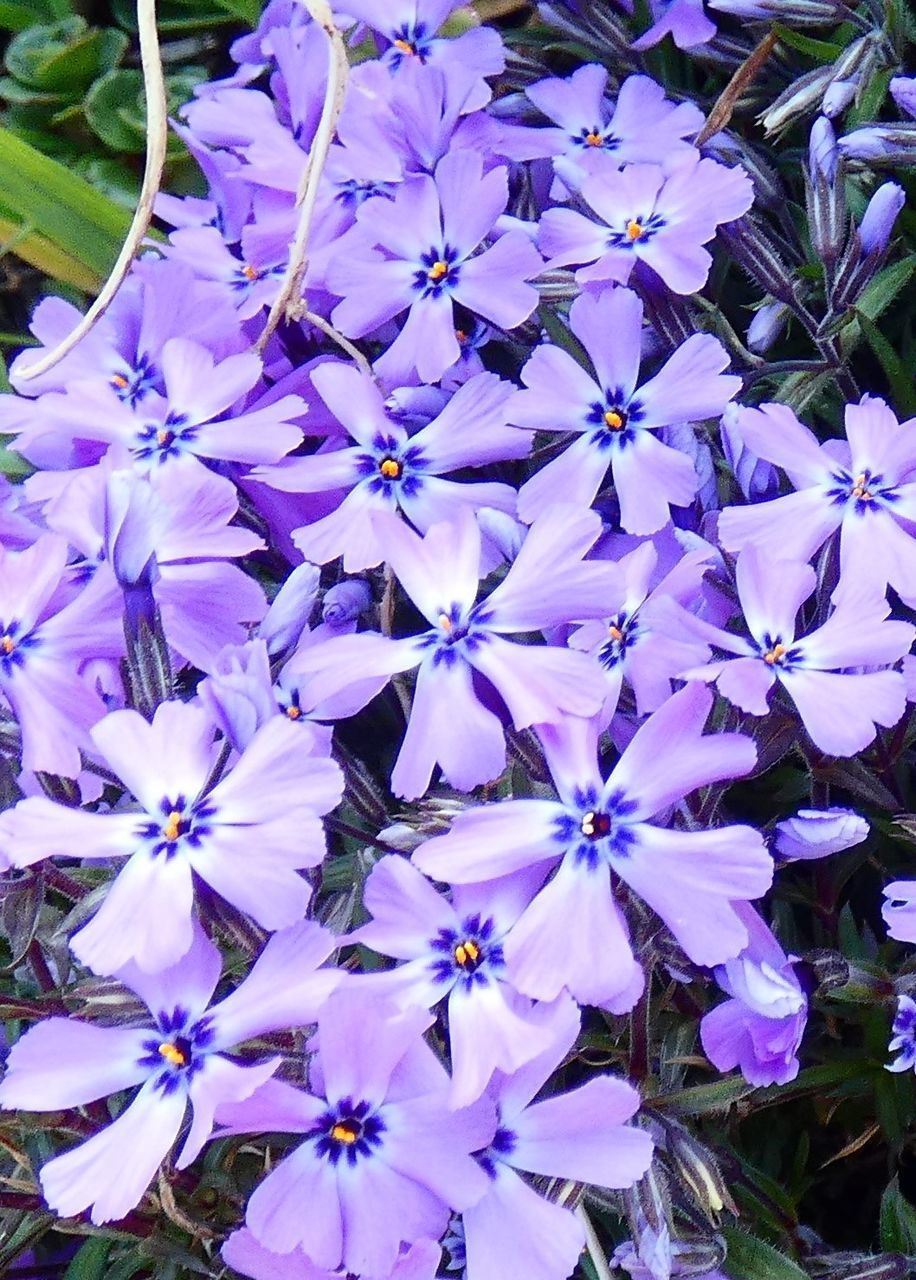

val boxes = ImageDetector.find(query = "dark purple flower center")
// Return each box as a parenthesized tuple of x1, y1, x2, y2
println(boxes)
(607, 212, 666, 248)
(314, 1098, 385, 1165)
(0, 620, 38, 676)
(575, 126, 619, 151)
(430, 914, 503, 987)
(134, 412, 195, 463)
(826, 466, 897, 514)
(414, 246, 461, 298)
(599, 613, 640, 668)
(756, 632, 801, 669)
(554, 785, 639, 867)
(110, 354, 158, 406)
(140, 795, 215, 858)
(479, 1124, 518, 1177)
(138, 1007, 215, 1092)
(388, 22, 433, 64)
(587, 393, 644, 448)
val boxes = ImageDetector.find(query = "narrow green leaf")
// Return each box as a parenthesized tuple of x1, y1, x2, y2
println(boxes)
(207, 0, 262, 22)
(0, 125, 135, 278)
(721, 1226, 810, 1280)
(63, 1238, 112, 1280)
(772, 23, 843, 61)
(856, 256, 916, 323)
(848, 67, 894, 128)
(880, 1178, 916, 1254)
(0, 207, 101, 290)
(857, 310, 916, 415)
(0, 1, 42, 32)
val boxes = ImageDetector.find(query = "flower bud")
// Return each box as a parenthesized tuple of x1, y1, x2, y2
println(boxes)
(322, 579, 372, 628)
(259, 562, 320, 654)
(775, 808, 869, 860)
(746, 301, 789, 356)
(721, 402, 780, 497)
(823, 78, 857, 118)
(809, 114, 839, 182)
(719, 216, 798, 304)
(762, 64, 834, 135)
(858, 181, 905, 256)
(838, 123, 916, 165)
(890, 75, 916, 121)
(662, 1122, 737, 1218)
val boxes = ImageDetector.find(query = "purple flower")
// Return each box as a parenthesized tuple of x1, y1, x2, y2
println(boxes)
(720, 402, 779, 498)
(631, 0, 717, 51)
(327, 149, 543, 383)
(40, 457, 268, 672)
(774, 808, 869, 861)
(670, 548, 913, 757)
(341, 0, 505, 108)
(255, 367, 525, 570)
(719, 397, 916, 608)
(883, 883, 916, 945)
(0, 533, 123, 777)
(289, 505, 622, 798)
(223, 1233, 441, 1280)
(538, 151, 753, 293)
(463, 996, 653, 1280)
(17, 340, 304, 473)
(348, 856, 558, 1107)
(700, 904, 807, 1086)
(0, 921, 339, 1223)
(217, 993, 495, 1276)
(0, 702, 343, 973)
(414, 684, 772, 1008)
(614, 1232, 729, 1280)
(887, 995, 916, 1073)
(858, 181, 905, 256)
(520, 68, 702, 187)
(567, 539, 714, 717)
(510, 287, 740, 531)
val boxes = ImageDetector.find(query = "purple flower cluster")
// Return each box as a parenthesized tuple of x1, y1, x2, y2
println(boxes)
(0, 2, 913, 1278)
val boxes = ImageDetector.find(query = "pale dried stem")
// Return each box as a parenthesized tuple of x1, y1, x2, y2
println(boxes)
(577, 1204, 616, 1280)
(255, 0, 350, 355)
(303, 307, 374, 379)
(17, 0, 168, 382)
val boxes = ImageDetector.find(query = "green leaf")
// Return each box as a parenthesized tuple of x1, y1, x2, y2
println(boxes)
(856, 257, 916, 323)
(857, 310, 916, 416)
(721, 1226, 810, 1280)
(0, 1, 47, 32)
(0, 124, 136, 281)
(880, 1178, 916, 1254)
(5, 19, 126, 95)
(85, 66, 204, 153)
(207, 0, 262, 22)
(0, 205, 102, 289)
(63, 1238, 112, 1280)
(848, 67, 894, 129)
(771, 23, 843, 61)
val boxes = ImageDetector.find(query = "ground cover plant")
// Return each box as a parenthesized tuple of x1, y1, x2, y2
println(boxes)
(0, 1, 915, 1277)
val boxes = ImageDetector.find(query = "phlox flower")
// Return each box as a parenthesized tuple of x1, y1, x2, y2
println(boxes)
(348, 856, 558, 1107)
(14, 339, 304, 473)
(342, 0, 505, 109)
(630, 0, 717, 50)
(414, 683, 772, 1009)
(288, 505, 623, 798)
(718, 396, 916, 607)
(887, 995, 916, 1073)
(509, 287, 740, 531)
(538, 151, 753, 293)
(255, 366, 526, 571)
(462, 997, 653, 1280)
(567, 539, 714, 718)
(0, 702, 343, 973)
(0, 920, 339, 1224)
(34, 457, 268, 672)
(0, 533, 123, 777)
(517, 67, 702, 187)
(700, 904, 807, 1087)
(883, 882, 916, 945)
(223, 1232, 441, 1280)
(774, 808, 869, 861)
(327, 149, 543, 383)
(215, 993, 495, 1278)
(667, 548, 914, 757)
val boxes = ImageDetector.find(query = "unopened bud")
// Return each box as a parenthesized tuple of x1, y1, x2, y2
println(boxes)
(838, 123, 916, 166)
(322, 579, 371, 628)
(719, 216, 799, 304)
(746, 301, 789, 357)
(823, 78, 857, 118)
(809, 114, 839, 182)
(762, 64, 834, 135)
(808, 1252, 909, 1280)
(859, 181, 905, 256)
(660, 1119, 737, 1218)
(890, 75, 916, 121)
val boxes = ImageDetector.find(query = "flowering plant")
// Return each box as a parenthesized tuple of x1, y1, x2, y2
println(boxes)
(0, 2, 915, 1280)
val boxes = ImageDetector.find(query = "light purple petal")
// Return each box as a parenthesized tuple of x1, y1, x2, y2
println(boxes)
(413, 799, 565, 883)
(90, 702, 214, 814)
(0, 1020, 149, 1110)
(612, 431, 698, 534)
(463, 1164, 584, 1280)
(637, 334, 737, 429)
(117, 918, 221, 1023)
(471, 634, 606, 726)
(245, 1140, 344, 1260)
(570, 287, 643, 403)
(780, 668, 906, 756)
(452, 234, 542, 331)
(516, 432, 612, 523)
(357, 855, 457, 960)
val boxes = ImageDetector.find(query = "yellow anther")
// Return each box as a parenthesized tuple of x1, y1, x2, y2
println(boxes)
(242, 264, 260, 281)
(438, 613, 453, 632)
(379, 458, 402, 479)
(604, 410, 624, 430)
(158, 1042, 187, 1067)
(393, 38, 415, 55)
(1, 636, 14, 655)
(111, 374, 129, 390)
(428, 260, 449, 282)
(585, 132, 604, 147)
(456, 329, 468, 344)
(331, 1121, 360, 1144)
(581, 810, 611, 839)
(851, 473, 873, 500)
(763, 643, 787, 666)
(162, 810, 183, 842)
(455, 940, 481, 968)
(626, 220, 645, 241)
(286, 705, 302, 720)
(157, 429, 173, 447)
(608, 624, 624, 642)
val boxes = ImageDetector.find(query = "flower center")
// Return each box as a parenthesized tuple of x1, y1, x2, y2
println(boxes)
(763, 642, 788, 666)
(608, 624, 624, 642)
(0, 635, 14, 656)
(850, 472, 874, 501)
(626, 220, 645, 241)
(379, 456, 402, 479)
(585, 131, 604, 147)
(162, 810, 187, 843)
(157, 429, 175, 448)
(428, 260, 450, 283)
(393, 37, 416, 55)
(158, 1037, 191, 1068)
(580, 810, 612, 840)
(330, 1118, 363, 1145)
(111, 374, 129, 390)
(604, 408, 627, 431)
(453, 939, 483, 973)
(242, 264, 260, 281)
